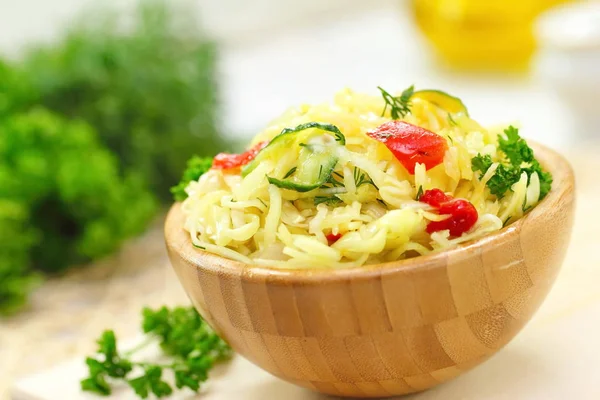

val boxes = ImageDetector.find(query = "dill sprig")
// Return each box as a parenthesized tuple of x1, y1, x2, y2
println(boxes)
(283, 167, 297, 179)
(314, 196, 343, 206)
(353, 167, 378, 189)
(416, 185, 424, 201)
(378, 85, 415, 119)
(324, 172, 345, 188)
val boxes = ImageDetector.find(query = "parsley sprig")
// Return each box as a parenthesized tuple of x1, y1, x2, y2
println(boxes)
(170, 157, 213, 202)
(472, 126, 552, 200)
(378, 85, 415, 119)
(81, 306, 231, 399)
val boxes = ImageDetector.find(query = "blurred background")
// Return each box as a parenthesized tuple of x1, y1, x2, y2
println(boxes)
(2, 0, 600, 398)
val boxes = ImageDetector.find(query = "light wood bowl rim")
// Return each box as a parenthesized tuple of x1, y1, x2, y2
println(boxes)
(165, 142, 574, 283)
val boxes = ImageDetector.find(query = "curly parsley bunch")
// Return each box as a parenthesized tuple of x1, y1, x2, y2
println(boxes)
(18, 0, 225, 200)
(0, 109, 156, 314)
(0, 0, 228, 314)
(82, 306, 231, 398)
(472, 126, 552, 200)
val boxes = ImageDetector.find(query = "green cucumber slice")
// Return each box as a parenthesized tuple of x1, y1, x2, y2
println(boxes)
(242, 122, 345, 177)
(411, 90, 469, 116)
(267, 136, 339, 192)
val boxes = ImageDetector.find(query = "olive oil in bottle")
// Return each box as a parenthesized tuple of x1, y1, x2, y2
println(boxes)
(412, 0, 571, 71)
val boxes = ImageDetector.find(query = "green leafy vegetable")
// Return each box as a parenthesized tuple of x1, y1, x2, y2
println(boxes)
(471, 154, 493, 174)
(81, 306, 231, 398)
(170, 157, 213, 202)
(498, 126, 535, 167)
(378, 85, 415, 119)
(264, 122, 345, 193)
(415, 185, 424, 201)
(325, 172, 345, 188)
(279, 122, 346, 145)
(15, 0, 225, 201)
(471, 126, 552, 200)
(0, 0, 227, 314)
(353, 167, 378, 189)
(447, 113, 458, 126)
(283, 167, 297, 179)
(0, 110, 156, 314)
(314, 196, 343, 206)
(0, 200, 41, 315)
(243, 122, 345, 178)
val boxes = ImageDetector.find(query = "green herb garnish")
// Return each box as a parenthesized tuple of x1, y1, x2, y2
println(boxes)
(279, 122, 346, 145)
(326, 172, 345, 188)
(283, 167, 297, 179)
(448, 113, 458, 126)
(19, 0, 224, 200)
(416, 185, 424, 201)
(0, 110, 156, 315)
(81, 306, 231, 398)
(170, 156, 212, 202)
(353, 167, 378, 189)
(471, 126, 552, 200)
(314, 196, 343, 206)
(378, 85, 415, 119)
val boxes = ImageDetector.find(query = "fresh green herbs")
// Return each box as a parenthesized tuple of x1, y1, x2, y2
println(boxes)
(17, 0, 224, 200)
(257, 198, 268, 208)
(279, 122, 346, 145)
(0, 0, 224, 314)
(326, 172, 345, 188)
(416, 185, 424, 201)
(471, 126, 552, 200)
(353, 167, 378, 189)
(323, 168, 376, 190)
(170, 157, 213, 201)
(471, 154, 493, 175)
(314, 196, 343, 206)
(378, 85, 415, 119)
(283, 167, 297, 179)
(448, 113, 458, 126)
(81, 330, 133, 395)
(0, 110, 156, 314)
(472, 155, 521, 198)
(313, 168, 376, 207)
(81, 306, 231, 399)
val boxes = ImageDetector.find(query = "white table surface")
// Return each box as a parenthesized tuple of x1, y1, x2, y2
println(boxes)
(11, 272, 600, 400)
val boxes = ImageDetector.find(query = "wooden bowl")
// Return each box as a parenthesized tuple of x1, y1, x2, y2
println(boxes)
(165, 143, 575, 398)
